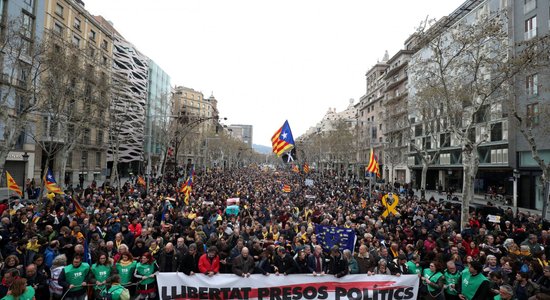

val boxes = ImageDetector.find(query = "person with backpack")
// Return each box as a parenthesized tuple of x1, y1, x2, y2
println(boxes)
(134, 252, 158, 300)
(100, 275, 129, 300)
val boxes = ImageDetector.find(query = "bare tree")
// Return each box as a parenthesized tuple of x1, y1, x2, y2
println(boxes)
(410, 12, 549, 229)
(408, 88, 449, 191)
(510, 36, 550, 218)
(0, 17, 46, 177)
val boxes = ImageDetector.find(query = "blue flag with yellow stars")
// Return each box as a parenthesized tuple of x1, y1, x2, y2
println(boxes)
(315, 224, 357, 253)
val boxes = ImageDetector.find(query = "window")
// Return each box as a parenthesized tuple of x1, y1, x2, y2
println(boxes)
(102, 55, 108, 66)
(414, 125, 423, 137)
(527, 103, 540, 126)
(524, 0, 536, 13)
(491, 122, 503, 141)
(423, 137, 431, 149)
(21, 13, 34, 39)
(526, 74, 538, 96)
(89, 30, 96, 41)
(490, 148, 508, 164)
(82, 129, 90, 144)
(525, 16, 537, 40)
(87, 46, 95, 57)
(440, 133, 450, 148)
(440, 153, 451, 165)
(55, 3, 64, 17)
(74, 18, 81, 31)
(474, 105, 489, 123)
(101, 40, 108, 50)
(81, 151, 88, 168)
(67, 152, 72, 167)
(72, 35, 80, 47)
(96, 152, 101, 168)
(96, 130, 103, 144)
(24, 0, 33, 5)
(54, 22, 63, 36)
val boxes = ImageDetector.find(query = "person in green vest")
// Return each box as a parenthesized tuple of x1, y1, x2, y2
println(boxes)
(406, 254, 422, 275)
(422, 261, 445, 300)
(493, 284, 513, 300)
(1, 278, 35, 300)
(134, 252, 159, 300)
(115, 252, 137, 286)
(459, 260, 491, 300)
(100, 275, 130, 300)
(444, 261, 462, 300)
(91, 253, 113, 298)
(58, 255, 90, 300)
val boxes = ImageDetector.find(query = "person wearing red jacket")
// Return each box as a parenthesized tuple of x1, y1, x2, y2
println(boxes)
(198, 246, 220, 276)
(128, 219, 142, 239)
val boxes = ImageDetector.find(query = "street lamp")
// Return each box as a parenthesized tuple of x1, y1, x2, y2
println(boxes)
(22, 152, 29, 199)
(513, 169, 520, 211)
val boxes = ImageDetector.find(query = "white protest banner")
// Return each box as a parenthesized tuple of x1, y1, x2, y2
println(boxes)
(226, 198, 240, 205)
(157, 273, 419, 300)
(305, 179, 314, 186)
(487, 214, 501, 223)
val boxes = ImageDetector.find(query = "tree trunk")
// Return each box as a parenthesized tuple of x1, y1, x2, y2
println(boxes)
(0, 152, 8, 182)
(37, 155, 51, 202)
(542, 176, 550, 221)
(461, 144, 479, 230)
(58, 148, 70, 189)
(421, 159, 428, 191)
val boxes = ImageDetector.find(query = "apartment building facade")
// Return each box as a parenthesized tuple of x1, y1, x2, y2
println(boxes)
(42, 0, 113, 185)
(0, 0, 45, 186)
(171, 86, 219, 167)
(510, 0, 550, 210)
(145, 59, 171, 177)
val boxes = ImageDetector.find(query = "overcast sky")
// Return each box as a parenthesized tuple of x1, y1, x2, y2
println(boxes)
(85, 0, 465, 147)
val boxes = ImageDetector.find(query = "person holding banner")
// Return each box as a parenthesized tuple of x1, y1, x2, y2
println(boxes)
(273, 246, 297, 275)
(307, 245, 326, 275)
(198, 246, 220, 276)
(326, 246, 348, 278)
(231, 247, 255, 277)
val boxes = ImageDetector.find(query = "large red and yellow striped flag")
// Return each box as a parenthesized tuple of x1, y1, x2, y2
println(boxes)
(6, 171, 23, 197)
(366, 149, 381, 177)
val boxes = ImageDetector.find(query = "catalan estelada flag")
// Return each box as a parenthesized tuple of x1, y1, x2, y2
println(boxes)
(303, 163, 310, 174)
(137, 176, 146, 186)
(70, 196, 85, 215)
(366, 149, 381, 178)
(5, 171, 22, 197)
(271, 120, 295, 157)
(282, 184, 291, 193)
(44, 168, 64, 194)
(181, 167, 195, 205)
(292, 164, 299, 173)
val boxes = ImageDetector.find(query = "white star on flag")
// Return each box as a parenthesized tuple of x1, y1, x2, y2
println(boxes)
(281, 132, 287, 139)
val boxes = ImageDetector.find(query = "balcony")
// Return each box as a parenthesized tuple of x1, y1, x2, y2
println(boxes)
(385, 74, 408, 92)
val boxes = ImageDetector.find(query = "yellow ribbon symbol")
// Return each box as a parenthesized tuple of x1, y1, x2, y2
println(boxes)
(381, 193, 399, 218)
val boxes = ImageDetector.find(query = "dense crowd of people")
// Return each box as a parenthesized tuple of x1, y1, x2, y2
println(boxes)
(0, 166, 549, 300)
